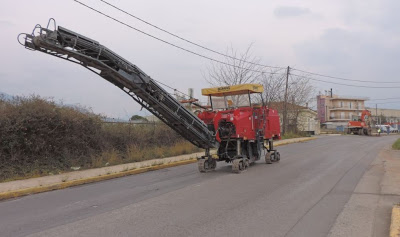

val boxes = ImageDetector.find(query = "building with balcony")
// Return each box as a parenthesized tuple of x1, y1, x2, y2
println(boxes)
(317, 94, 368, 128)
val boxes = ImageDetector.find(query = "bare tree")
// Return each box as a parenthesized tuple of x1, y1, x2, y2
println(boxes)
(203, 44, 280, 107)
(286, 73, 315, 132)
(202, 44, 315, 133)
(261, 69, 287, 105)
(261, 70, 315, 133)
(287, 73, 315, 108)
(203, 44, 266, 86)
(261, 70, 314, 105)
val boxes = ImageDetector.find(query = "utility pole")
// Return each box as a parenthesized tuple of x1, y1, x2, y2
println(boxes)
(283, 66, 290, 135)
(330, 88, 333, 98)
(376, 104, 378, 124)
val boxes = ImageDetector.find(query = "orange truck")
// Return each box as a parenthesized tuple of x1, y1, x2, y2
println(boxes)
(347, 110, 372, 135)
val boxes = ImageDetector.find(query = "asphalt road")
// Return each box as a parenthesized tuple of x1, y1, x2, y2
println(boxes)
(0, 135, 397, 237)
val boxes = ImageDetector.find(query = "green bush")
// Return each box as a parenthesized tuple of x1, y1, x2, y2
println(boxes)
(0, 95, 199, 181)
(0, 96, 104, 180)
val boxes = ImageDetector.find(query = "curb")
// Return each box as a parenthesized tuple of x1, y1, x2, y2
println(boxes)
(274, 137, 316, 147)
(391, 204, 400, 237)
(0, 136, 317, 201)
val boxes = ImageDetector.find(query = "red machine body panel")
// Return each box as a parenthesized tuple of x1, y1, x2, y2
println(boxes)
(197, 106, 281, 142)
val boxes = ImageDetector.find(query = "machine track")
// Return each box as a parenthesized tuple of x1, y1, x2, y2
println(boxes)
(198, 159, 216, 173)
(232, 158, 249, 173)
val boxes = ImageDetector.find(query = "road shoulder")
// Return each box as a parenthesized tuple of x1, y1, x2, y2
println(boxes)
(0, 136, 317, 201)
(328, 145, 400, 237)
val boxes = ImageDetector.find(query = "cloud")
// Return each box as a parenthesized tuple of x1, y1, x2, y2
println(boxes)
(0, 20, 13, 27)
(294, 28, 355, 70)
(294, 27, 400, 72)
(274, 6, 311, 18)
(373, 0, 400, 34)
(293, 26, 400, 104)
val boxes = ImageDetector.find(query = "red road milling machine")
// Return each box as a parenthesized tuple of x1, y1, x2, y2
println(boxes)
(18, 20, 281, 173)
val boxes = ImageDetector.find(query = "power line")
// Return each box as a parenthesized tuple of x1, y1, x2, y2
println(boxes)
(290, 73, 400, 88)
(152, 78, 191, 98)
(369, 97, 400, 101)
(73, 0, 285, 99)
(72, 0, 280, 76)
(101, 0, 400, 85)
(366, 100, 400, 105)
(98, 0, 284, 70)
(291, 68, 400, 84)
(75, 0, 400, 88)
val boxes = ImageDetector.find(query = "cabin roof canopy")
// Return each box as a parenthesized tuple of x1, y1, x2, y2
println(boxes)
(201, 84, 264, 97)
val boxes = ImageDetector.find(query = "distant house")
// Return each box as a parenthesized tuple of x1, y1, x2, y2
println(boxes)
(268, 102, 320, 135)
(317, 94, 368, 129)
(365, 107, 400, 124)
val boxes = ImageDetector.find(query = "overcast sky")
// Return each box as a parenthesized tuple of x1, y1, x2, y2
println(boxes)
(1, 0, 400, 118)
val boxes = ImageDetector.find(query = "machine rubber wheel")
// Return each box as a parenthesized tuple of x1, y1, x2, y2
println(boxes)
(198, 159, 216, 173)
(265, 152, 272, 164)
(275, 152, 281, 162)
(271, 153, 276, 162)
(210, 159, 217, 170)
(244, 158, 250, 168)
(232, 159, 247, 173)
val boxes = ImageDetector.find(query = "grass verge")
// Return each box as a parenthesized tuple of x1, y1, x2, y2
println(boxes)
(0, 136, 317, 201)
(1, 141, 200, 183)
(281, 132, 311, 140)
(393, 138, 400, 150)
(0, 95, 201, 182)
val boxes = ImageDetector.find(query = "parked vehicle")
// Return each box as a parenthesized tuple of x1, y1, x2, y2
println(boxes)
(384, 123, 399, 133)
